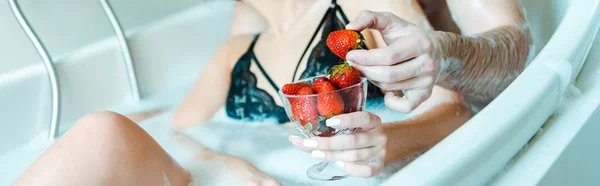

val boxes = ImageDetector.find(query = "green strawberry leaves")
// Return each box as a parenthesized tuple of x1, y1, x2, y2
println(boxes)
(329, 62, 352, 78)
(318, 115, 327, 121)
(304, 122, 313, 131)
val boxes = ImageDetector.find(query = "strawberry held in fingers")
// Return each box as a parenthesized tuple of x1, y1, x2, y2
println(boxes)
(326, 30, 366, 59)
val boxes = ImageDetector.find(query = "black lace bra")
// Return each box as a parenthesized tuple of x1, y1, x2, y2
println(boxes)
(225, 0, 384, 124)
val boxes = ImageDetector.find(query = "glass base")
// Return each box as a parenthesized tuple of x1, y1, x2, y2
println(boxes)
(307, 161, 347, 181)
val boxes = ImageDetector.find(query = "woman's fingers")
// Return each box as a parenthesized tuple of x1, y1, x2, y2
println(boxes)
(288, 110, 387, 178)
(289, 134, 386, 163)
(311, 147, 385, 162)
(303, 130, 386, 151)
(338, 150, 386, 177)
(325, 112, 381, 130)
(288, 135, 312, 152)
(339, 161, 384, 178)
(289, 112, 386, 150)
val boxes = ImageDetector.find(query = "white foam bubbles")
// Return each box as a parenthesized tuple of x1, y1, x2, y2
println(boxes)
(554, 84, 582, 115)
(183, 156, 245, 186)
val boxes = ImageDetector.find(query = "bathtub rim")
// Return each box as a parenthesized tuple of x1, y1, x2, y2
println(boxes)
(382, 0, 600, 185)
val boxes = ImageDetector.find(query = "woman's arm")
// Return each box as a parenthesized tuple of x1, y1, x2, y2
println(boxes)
(172, 2, 267, 129)
(383, 87, 473, 162)
(432, 0, 532, 104)
(172, 41, 232, 129)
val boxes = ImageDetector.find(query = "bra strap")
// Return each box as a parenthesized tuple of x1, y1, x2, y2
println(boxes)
(248, 34, 260, 51)
(291, 6, 335, 82)
(291, 1, 353, 81)
(335, 3, 350, 24)
(249, 34, 280, 92)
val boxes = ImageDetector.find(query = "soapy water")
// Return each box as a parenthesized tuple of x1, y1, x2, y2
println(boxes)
(148, 101, 416, 186)
(0, 100, 415, 185)
(554, 84, 582, 115)
(182, 156, 246, 186)
(170, 101, 414, 186)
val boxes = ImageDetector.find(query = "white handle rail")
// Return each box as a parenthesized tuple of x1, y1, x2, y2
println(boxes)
(7, 0, 141, 141)
(8, 0, 60, 142)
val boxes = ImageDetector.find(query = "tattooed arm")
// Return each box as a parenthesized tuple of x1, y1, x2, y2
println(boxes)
(346, 0, 532, 111)
(432, 0, 533, 106)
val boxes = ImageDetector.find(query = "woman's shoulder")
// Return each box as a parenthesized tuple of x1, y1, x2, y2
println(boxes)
(230, 1, 268, 37)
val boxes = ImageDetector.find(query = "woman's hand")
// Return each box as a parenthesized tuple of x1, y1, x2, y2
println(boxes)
(346, 10, 441, 113)
(223, 155, 282, 186)
(289, 112, 387, 177)
(174, 132, 281, 186)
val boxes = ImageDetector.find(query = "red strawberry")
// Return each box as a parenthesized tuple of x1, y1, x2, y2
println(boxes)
(330, 63, 362, 88)
(282, 82, 309, 95)
(311, 78, 344, 117)
(313, 77, 328, 86)
(312, 77, 337, 92)
(326, 30, 366, 59)
(289, 87, 318, 127)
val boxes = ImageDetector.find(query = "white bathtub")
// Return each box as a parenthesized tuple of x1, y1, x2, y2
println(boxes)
(1, 0, 599, 185)
(383, 0, 600, 185)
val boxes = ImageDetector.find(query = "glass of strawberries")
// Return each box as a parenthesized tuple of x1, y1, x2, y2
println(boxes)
(279, 66, 367, 181)
(280, 29, 371, 181)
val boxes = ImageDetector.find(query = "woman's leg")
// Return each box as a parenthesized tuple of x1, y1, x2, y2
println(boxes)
(13, 111, 191, 186)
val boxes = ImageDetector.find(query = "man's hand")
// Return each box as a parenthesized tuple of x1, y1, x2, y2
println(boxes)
(345, 10, 440, 113)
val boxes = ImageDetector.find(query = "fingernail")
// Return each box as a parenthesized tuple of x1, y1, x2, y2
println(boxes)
(345, 19, 360, 29)
(346, 53, 356, 62)
(312, 150, 325, 158)
(303, 139, 318, 147)
(326, 118, 341, 127)
(336, 161, 346, 168)
(345, 22, 355, 29)
(288, 135, 303, 144)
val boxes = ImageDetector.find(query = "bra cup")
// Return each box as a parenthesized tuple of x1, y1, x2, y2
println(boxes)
(226, 53, 289, 123)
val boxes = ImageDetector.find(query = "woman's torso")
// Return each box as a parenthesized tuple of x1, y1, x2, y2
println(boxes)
(222, 0, 441, 123)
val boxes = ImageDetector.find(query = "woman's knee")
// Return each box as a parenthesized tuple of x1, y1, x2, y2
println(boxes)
(64, 111, 149, 142)
(58, 111, 156, 164)
(63, 111, 191, 184)
(71, 111, 135, 132)
(17, 111, 190, 185)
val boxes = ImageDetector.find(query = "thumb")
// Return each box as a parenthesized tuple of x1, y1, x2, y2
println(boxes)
(346, 10, 410, 32)
(346, 11, 414, 43)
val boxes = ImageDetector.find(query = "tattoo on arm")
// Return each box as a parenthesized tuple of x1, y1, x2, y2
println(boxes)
(430, 25, 533, 104)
